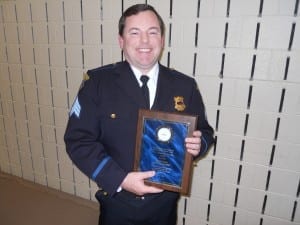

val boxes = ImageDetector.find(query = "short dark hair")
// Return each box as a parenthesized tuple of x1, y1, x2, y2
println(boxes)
(118, 4, 165, 36)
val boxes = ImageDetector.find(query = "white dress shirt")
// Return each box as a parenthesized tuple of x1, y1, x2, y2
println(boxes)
(130, 63, 159, 109)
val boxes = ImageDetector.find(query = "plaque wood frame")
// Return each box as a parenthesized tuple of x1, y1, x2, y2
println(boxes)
(134, 109, 197, 195)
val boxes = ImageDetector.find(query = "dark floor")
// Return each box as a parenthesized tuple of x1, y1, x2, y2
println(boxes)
(0, 172, 99, 225)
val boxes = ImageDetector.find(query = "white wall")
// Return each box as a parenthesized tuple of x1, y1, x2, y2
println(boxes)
(0, 0, 299, 224)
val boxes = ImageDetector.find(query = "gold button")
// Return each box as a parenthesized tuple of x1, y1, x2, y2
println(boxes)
(110, 113, 116, 119)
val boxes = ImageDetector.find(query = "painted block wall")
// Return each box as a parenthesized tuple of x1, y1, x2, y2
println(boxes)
(0, 0, 299, 224)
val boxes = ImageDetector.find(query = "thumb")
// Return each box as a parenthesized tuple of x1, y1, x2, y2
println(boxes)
(139, 171, 156, 180)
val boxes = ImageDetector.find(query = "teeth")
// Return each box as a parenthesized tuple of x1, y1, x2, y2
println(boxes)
(139, 48, 151, 52)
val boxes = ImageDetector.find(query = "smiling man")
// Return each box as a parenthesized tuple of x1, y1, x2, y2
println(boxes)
(64, 4, 214, 225)
(118, 9, 164, 74)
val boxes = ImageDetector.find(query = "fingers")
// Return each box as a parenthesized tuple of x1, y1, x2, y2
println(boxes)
(139, 170, 155, 180)
(137, 171, 163, 194)
(144, 185, 163, 194)
(192, 130, 202, 139)
(187, 147, 201, 156)
(121, 171, 163, 195)
(185, 130, 202, 156)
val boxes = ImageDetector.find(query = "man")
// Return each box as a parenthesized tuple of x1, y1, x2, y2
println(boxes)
(64, 4, 214, 225)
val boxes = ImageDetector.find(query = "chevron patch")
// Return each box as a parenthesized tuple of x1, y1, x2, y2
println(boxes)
(70, 96, 81, 118)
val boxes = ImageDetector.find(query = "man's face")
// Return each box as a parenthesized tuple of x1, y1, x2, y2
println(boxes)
(118, 10, 165, 74)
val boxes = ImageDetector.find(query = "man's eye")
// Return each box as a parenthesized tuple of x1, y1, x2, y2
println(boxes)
(149, 30, 160, 35)
(129, 31, 139, 35)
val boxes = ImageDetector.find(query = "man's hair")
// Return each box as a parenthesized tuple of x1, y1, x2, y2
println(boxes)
(118, 4, 165, 36)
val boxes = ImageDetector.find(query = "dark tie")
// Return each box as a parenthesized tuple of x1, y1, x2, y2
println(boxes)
(140, 75, 150, 109)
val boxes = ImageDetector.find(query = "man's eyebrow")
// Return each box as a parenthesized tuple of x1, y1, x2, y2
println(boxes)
(148, 26, 160, 31)
(127, 26, 160, 32)
(128, 27, 139, 30)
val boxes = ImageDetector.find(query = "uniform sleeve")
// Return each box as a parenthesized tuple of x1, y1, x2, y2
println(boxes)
(190, 79, 215, 157)
(64, 74, 127, 195)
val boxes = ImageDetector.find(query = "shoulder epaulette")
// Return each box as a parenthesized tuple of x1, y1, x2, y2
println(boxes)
(87, 62, 119, 75)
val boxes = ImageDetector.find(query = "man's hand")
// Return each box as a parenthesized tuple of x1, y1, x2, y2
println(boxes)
(185, 130, 202, 156)
(121, 171, 163, 196)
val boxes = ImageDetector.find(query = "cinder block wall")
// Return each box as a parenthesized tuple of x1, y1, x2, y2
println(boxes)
(0, 0, 299, 225)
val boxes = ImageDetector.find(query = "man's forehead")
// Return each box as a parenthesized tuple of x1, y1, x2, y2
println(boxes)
(124, 16, 160, 31)
(125, 11, 159, 24)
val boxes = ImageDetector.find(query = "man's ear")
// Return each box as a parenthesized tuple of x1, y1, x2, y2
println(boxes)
(118, 35, 124, 49)
(161, 35, 165, 48)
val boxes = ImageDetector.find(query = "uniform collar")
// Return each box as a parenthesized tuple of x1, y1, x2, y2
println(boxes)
(129, 63, 159, 87)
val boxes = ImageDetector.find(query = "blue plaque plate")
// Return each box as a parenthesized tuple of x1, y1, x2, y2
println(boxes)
(134, 109, 197, 195)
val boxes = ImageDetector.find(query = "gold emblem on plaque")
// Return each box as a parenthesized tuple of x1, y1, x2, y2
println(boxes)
(174, 96, 186, 111)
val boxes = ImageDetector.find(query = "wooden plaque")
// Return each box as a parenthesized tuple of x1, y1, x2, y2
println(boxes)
(134, 109, 197, 195)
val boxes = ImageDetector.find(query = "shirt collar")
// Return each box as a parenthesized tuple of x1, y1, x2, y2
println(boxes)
(130, 63, 159, 86)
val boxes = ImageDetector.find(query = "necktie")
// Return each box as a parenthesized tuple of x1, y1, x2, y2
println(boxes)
(140, 75, 150, 109)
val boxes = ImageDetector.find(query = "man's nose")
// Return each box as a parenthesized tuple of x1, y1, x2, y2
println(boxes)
(141, 32, 149, 43)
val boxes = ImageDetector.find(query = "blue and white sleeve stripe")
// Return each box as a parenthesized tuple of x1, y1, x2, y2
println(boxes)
(201, 136, 208, 152)
(92, 156, 111, 180)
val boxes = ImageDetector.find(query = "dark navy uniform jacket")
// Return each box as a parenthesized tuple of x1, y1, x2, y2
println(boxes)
(64, 61, 214, 196)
